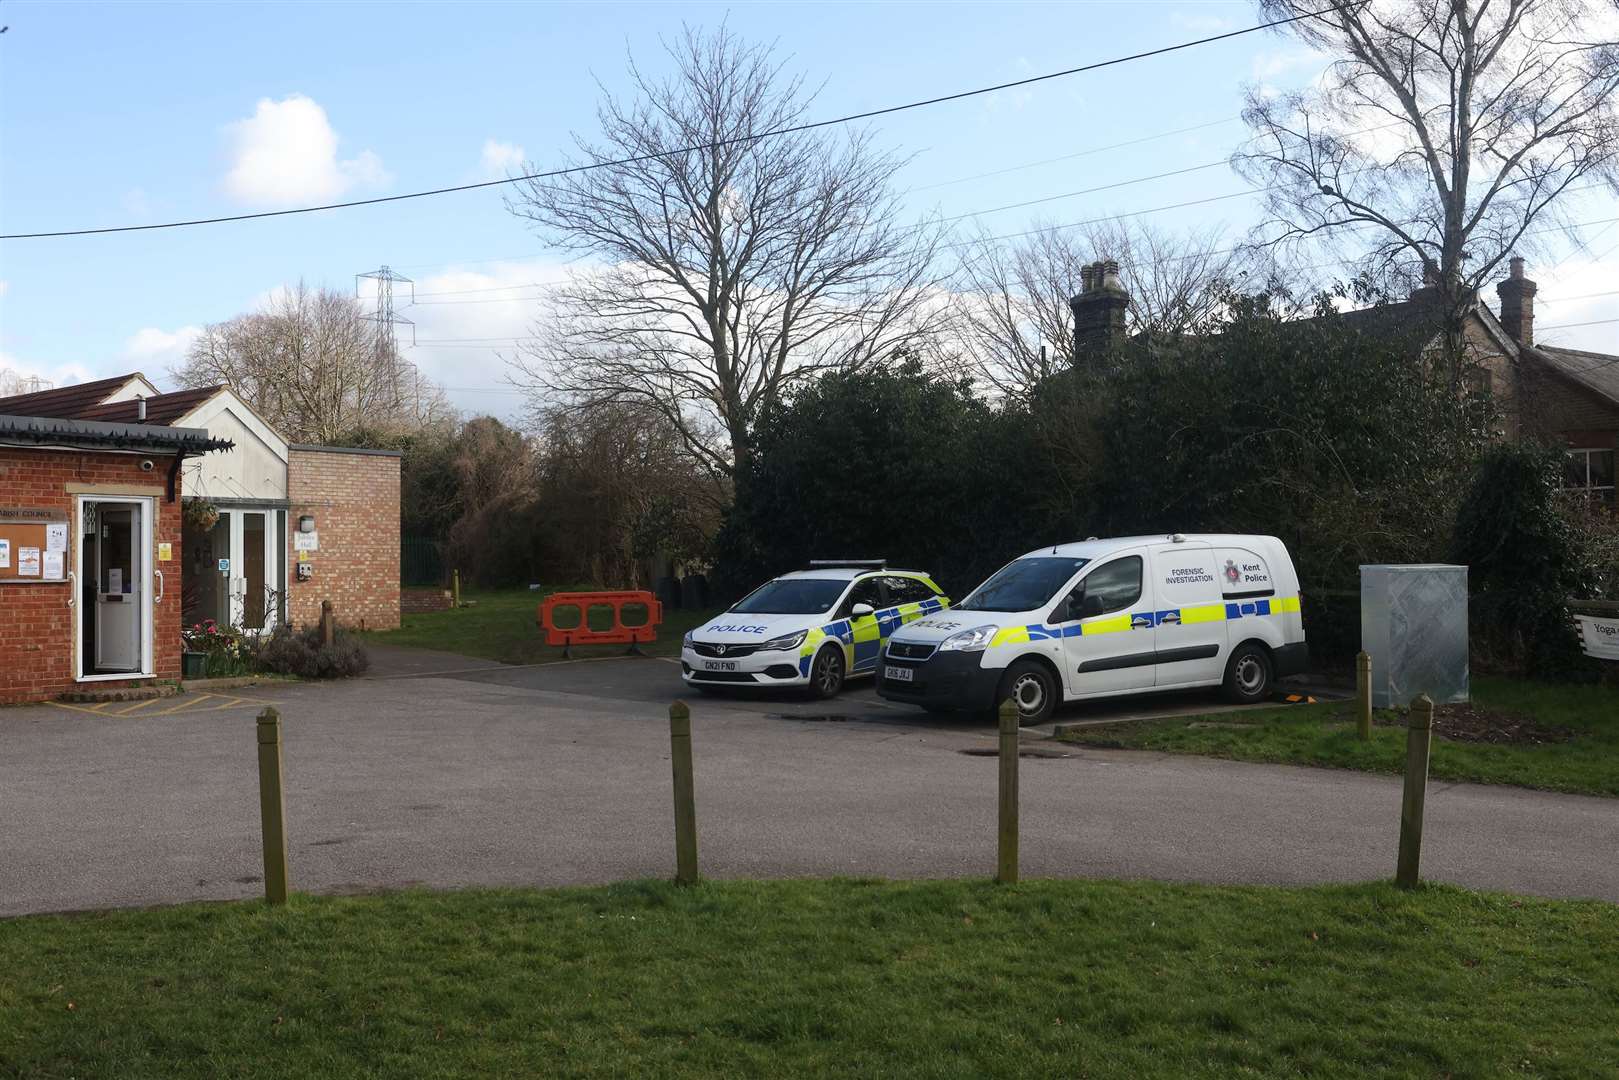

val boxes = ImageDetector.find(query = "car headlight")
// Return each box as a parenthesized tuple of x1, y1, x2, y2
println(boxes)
(936, 625, 999, 652)
(683, 629, 695, 646)
(758, 629, 808, 652)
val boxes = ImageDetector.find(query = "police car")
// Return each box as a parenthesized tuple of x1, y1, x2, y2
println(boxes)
(682, 561, 950, 698)
(877, 534, 1307, 724)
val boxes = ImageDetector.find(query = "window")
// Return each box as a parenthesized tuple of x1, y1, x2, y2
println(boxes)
(844, 577, 884, 614)
(732, 578, 848, 615)
(957, 557, 1089, 612)
(1075, 556, 1143, 616)
(883, 576, 937, 604)
(1565, 448, 1616, 507)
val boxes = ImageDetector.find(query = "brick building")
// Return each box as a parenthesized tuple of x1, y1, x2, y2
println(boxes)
(1071, 257, 1619, 503)
(0, 376, 401, 702)
(0, 414, 229, 704)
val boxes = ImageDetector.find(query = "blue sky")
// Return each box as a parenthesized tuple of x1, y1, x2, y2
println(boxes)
(1, 0, 1614, 419)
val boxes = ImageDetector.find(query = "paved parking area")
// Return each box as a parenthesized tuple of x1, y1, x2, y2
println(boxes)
(2, 650, 1616, 916)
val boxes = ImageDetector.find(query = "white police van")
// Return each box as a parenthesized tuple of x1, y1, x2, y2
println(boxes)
(682, 561, 950, 698)
(877, 534, 1306, 724)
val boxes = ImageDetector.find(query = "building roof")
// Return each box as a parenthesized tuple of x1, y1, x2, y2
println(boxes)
(0, 414, 234, 454)
(0, 373, 154, 418)
(1532, 345, 1619, 407)
(74, 385, 226, 425)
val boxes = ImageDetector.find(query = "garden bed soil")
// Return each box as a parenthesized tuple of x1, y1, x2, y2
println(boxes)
(1377, 701, 1577, 745)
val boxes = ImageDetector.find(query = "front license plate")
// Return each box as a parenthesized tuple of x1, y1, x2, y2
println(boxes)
(702, 660, 738, 672)
(884, 665, 914, 683)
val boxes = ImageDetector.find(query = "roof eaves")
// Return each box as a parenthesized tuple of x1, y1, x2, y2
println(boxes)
(0, 414, 235, 453)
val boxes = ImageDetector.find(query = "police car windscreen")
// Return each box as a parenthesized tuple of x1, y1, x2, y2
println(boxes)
(955, 557, 1089, 612)
(732, 578, 850, 614)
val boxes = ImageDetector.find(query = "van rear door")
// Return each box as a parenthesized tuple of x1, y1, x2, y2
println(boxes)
(1148, 542, 1227, 687)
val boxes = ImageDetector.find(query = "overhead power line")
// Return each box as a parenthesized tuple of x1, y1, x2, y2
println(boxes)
(0, 2, 1361, 241)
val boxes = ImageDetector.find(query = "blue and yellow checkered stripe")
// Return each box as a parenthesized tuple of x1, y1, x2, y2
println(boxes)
(799, 596, 949, 676)
(989, 595, 1301, 647)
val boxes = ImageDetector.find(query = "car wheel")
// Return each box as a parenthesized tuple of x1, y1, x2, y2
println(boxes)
(810, 646, 846, 700)
(998, 660, 1057, 727)
(1223, 643, 1273, 704)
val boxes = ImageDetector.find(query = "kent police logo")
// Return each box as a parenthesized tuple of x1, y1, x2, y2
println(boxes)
(1224, 559, 1241, 585)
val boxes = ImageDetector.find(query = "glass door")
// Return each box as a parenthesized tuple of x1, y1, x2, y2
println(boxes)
(224, 509, 280, 633)
(78, 496, 154, 679)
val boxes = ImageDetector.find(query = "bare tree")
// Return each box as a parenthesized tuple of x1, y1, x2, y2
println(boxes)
(506, 26, 943, 482)
(175, 283, 454, 443)
(953, 219, 1263, 399)
(1236, 0, 1619, 323)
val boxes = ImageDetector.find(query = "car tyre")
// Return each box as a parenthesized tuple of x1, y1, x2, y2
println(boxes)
(810, 645, 846, 700)
(998, 660, 1057, 727)
(1223, 643, 1273, 704)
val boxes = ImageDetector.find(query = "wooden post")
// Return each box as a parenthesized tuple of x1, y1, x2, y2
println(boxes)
(997, 698, 1019, 884)
(1396, 694, 1435, 889)
(1356, 651, 1373, 741)
(669, 701, 699, 885)
(256, 707, 290, 905)
(319, 599, 334, 646)
(452, 569, 461, 609)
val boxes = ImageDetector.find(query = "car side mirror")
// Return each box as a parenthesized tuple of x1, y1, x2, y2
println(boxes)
(851, 602, 875, 618)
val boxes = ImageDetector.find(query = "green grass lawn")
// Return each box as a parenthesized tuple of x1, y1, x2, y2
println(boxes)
(364, 588, 718, 665)
(1059, 676, 1619, 798)
(4, 879, 1616, 1079)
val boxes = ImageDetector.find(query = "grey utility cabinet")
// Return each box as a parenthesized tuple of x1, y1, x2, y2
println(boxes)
(1360, 564, 1470, 708)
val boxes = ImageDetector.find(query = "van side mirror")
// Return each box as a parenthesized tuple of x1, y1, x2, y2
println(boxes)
(851, 602, 875, 618)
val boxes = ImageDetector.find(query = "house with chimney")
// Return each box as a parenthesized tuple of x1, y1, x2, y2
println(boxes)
(1069, 257, 1618, 506)
(0, 374, 401, 703)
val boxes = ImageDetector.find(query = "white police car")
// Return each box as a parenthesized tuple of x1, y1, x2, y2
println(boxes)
(682, 561, 950, 698)
(877, 534, 1307, 724)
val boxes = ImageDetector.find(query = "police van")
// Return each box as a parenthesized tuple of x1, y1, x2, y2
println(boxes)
(682, 561, 950, 698)
(877, 534, 1306, 724)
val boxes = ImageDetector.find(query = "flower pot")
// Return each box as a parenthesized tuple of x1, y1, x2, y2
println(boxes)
(182, 651, 208, 679)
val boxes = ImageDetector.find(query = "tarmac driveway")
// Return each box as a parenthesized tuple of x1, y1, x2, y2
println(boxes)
(2, 649, 1616, 916)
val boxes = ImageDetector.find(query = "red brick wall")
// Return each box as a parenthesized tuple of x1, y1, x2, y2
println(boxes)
(401, 587, 452, 614)
(286, 447, 401, 631)
(0, 448, 182, 704)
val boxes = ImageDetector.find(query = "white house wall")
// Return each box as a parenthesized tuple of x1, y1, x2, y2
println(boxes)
(101, 375, 162, 403)
(179, 395, 289, 502)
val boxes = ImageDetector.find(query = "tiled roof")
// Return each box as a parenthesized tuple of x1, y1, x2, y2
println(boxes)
(0, 373, 145, 418)
(75, 385, 224, 425)
(1532, 345, 1619, 408)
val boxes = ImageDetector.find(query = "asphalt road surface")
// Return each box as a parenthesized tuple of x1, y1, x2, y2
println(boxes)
(2, 649, 1615, 916)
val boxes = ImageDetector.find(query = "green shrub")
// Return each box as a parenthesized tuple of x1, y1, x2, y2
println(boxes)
(1453, 444, 1597, 676)
(257, 624, 370, 679)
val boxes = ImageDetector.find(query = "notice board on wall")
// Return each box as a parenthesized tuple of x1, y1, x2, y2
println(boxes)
(0, 507, 70, 583)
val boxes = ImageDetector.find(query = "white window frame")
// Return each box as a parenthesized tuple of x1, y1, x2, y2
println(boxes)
(1565, 447, 1616, 503)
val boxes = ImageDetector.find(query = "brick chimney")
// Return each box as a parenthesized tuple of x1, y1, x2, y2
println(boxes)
(1495, 256, 1537, 348)
(1070, 259, 1130, 361)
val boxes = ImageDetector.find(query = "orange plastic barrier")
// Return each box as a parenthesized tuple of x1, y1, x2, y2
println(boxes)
(539, 590, 663, 656)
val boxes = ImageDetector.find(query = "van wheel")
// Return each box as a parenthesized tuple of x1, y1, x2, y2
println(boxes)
(1223, 643, 1273, 704)
(810, 646, 846, 699)
(998, 660, 1057, 726)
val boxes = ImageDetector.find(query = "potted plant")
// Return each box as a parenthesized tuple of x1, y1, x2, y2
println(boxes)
(184, 499, 220, 532)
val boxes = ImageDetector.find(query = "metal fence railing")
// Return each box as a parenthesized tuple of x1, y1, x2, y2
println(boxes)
(401, 536, 446, 587)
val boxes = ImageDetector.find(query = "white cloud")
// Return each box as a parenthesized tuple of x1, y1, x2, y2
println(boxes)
(223, 94, 390, 206)
(0, 353, 99, 395)
(124, 325, 203, 372)
(480, 139, 526, 179)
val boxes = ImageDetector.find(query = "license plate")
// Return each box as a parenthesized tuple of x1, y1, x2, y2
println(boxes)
(884, 665, 914, 683)
(702, 660, 737, 672)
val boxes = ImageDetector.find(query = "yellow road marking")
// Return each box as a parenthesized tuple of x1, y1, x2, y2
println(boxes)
(46, 694, 279, 718)
(114, 697, 168, 715)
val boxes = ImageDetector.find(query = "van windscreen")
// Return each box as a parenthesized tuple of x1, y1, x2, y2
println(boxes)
(956, 557, 1089, 612)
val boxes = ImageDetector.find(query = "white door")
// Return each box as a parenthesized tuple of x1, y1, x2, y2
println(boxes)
(1148, 542, 1228, 687)
(1057, 550, 1155, 697)
(227, 509, 280, 633)
(82, 497, 154, 678)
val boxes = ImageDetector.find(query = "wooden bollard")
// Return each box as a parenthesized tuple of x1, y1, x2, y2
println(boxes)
(669, 702, 699, 885)
(997, 698, 1019, 884)
(1356, 651, 1373, 741)
(1396, 694, 1435, 889)
(452, 569, 461, 609)
(319, 599, 335, 647)
(256, 707, 290, 905)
